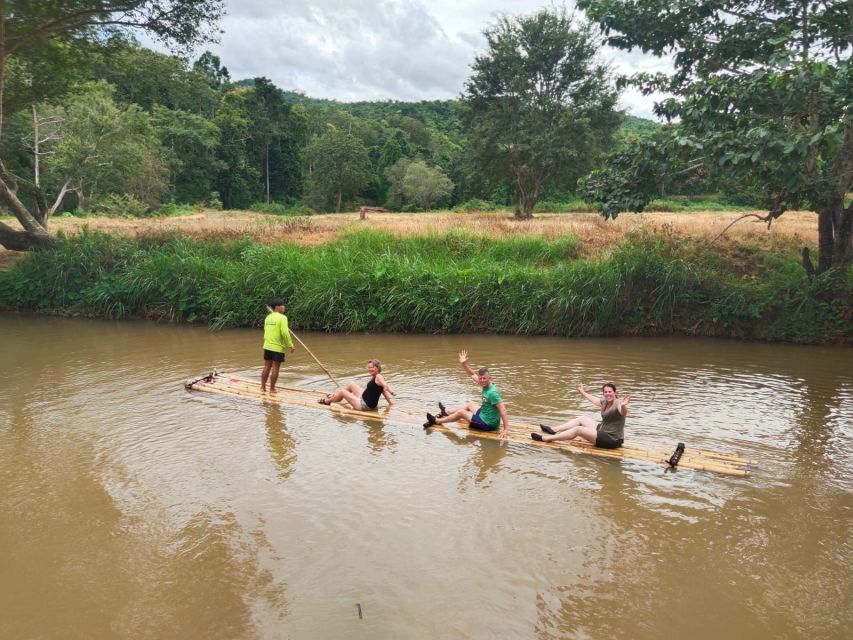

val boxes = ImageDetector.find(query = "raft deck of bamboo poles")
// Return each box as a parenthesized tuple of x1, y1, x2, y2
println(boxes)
(185, 370, 756, 477)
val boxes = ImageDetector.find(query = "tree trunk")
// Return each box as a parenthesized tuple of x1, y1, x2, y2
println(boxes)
(72, 186, 84, 212)
(521, 193, 537, 219)
(335, 189, 342, 213)
(32, 105, 39, 186)
(0, 220, 58, 250)
(833, 202, 853, 266)
(265, 145, 270, 203)
(0, 15, 6, 141)
(815, 198, 853, 273)
(514, 170, 541, 219)
(817, 206, 834, 273)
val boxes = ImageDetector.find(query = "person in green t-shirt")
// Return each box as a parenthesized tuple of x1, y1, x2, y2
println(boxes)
(261, 298, 295, 393)
(424, 350, 509, 440)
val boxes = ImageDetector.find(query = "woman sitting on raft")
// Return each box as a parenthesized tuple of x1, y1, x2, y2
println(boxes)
(318, 359, 396, 410)
(532, 383, 630, 449)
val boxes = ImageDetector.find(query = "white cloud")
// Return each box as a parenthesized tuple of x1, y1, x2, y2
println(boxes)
(149, 0, 674, 119)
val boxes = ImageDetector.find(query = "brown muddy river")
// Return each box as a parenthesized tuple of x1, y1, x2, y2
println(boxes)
(1, 314, 850, 639)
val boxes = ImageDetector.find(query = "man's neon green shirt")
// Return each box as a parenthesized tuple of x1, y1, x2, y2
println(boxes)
(263, 312, 293, 352)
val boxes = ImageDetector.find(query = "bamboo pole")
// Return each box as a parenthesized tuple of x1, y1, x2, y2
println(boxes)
(290, 329, 339, 387)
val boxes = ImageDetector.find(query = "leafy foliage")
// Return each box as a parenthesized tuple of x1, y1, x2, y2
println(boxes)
(305, 129, 371, 212)
(461, 8, 622, 218)
(578, 0, 853, 272)
(2, 229, 849, 343)
(0, 0, 225, 250)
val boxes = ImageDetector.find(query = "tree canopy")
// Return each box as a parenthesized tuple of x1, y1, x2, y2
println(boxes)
(579, 0, 852, 273)
(460, 8, 622, 218)
(0, 2, 661, 252)
(305, 129, 371, 213)
(0, 0, 224, 250)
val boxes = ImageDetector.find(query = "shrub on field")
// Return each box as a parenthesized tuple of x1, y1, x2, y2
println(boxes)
(92, 194, 150, 218)
(207, 192, 223, 210)
(249, 202, 315, 216)
(156, 203, 196, 217)
(452, 199, 496, 213)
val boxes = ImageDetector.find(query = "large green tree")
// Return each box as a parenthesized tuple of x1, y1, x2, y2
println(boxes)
(401, 159, 454, 210)
(460, 8, 621, 218)
(245, 77, 303, 204)
(37, 81, 167, 211)
(152, 104, 222, 203)
(579, 0, 852, 273)
(91, 43, 219, 116)
(305, 129, 371, 213)
(214, 89, 257, 209)
(0, 0, 224, 251)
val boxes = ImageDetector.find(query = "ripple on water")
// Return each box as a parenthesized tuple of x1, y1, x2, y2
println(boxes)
(3, 319, 851, 639)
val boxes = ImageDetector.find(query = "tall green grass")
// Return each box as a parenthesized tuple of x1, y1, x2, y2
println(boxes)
(1, 228, 849, 343)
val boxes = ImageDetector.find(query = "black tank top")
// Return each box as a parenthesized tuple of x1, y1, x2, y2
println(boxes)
(361, 377, 383, 408)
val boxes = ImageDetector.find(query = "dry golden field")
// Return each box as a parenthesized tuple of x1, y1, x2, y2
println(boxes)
(0, 208, 819, 268)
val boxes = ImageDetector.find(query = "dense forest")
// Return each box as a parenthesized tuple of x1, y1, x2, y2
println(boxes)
(0, 2, 849, 342)
(0, 2, 848, 273)
(0, 36, 671, 220)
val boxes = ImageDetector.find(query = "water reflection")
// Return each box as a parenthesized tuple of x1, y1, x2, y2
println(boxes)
(430, 428, 509, 487)
(361, 406, 399, 455)
(2, 315, 851, 639)
(263, 402, 296, 480)
(317, 407, 399, 455)
(111, 509, 289, 639)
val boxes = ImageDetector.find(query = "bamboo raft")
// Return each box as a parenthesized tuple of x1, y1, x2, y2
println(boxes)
(185, 371, 756, 477)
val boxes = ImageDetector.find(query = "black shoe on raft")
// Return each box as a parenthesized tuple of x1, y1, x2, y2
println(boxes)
(438, 402, 448, 418)
(531, 433, 544, 442)
(424, 413, 437, 429)
(539, 424, 556, 435)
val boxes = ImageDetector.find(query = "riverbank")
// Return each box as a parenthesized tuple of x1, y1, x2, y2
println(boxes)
(1, 217, 849, 343)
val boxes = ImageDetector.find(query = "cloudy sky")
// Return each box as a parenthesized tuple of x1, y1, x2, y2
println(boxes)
(174, 0, 673, 119)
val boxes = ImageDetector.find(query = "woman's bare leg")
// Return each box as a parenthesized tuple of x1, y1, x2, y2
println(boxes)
(340, 389, 364, 410)
(552, 415, 597, 433)
(543, 424, 598, 444)
(326, 382, 363, 405)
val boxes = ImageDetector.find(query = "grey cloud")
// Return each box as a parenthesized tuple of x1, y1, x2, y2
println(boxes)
(214, 0, 473, 100)
(187, 1, 670, 116)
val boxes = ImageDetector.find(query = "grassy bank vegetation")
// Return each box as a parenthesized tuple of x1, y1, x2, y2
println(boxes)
(1, 229, 850, 343)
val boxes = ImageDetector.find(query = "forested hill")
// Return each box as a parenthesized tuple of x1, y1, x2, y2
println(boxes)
(622, 114, 659, 135)
(237, 80, 658, 138)
(282, 91, 464, 137)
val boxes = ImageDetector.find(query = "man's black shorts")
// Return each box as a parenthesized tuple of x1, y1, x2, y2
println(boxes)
(263, 349, 285, 363)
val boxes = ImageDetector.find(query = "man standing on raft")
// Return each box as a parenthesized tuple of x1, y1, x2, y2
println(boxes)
(425, 350, 509, 440)
(532, 383, 629, 449)
(261, 298, 295, 393)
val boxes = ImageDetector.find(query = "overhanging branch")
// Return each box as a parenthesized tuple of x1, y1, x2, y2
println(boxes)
(711, 211, 776, 243)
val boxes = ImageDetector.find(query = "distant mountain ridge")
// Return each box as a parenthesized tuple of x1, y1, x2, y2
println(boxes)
(234, 79, 659, 135)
